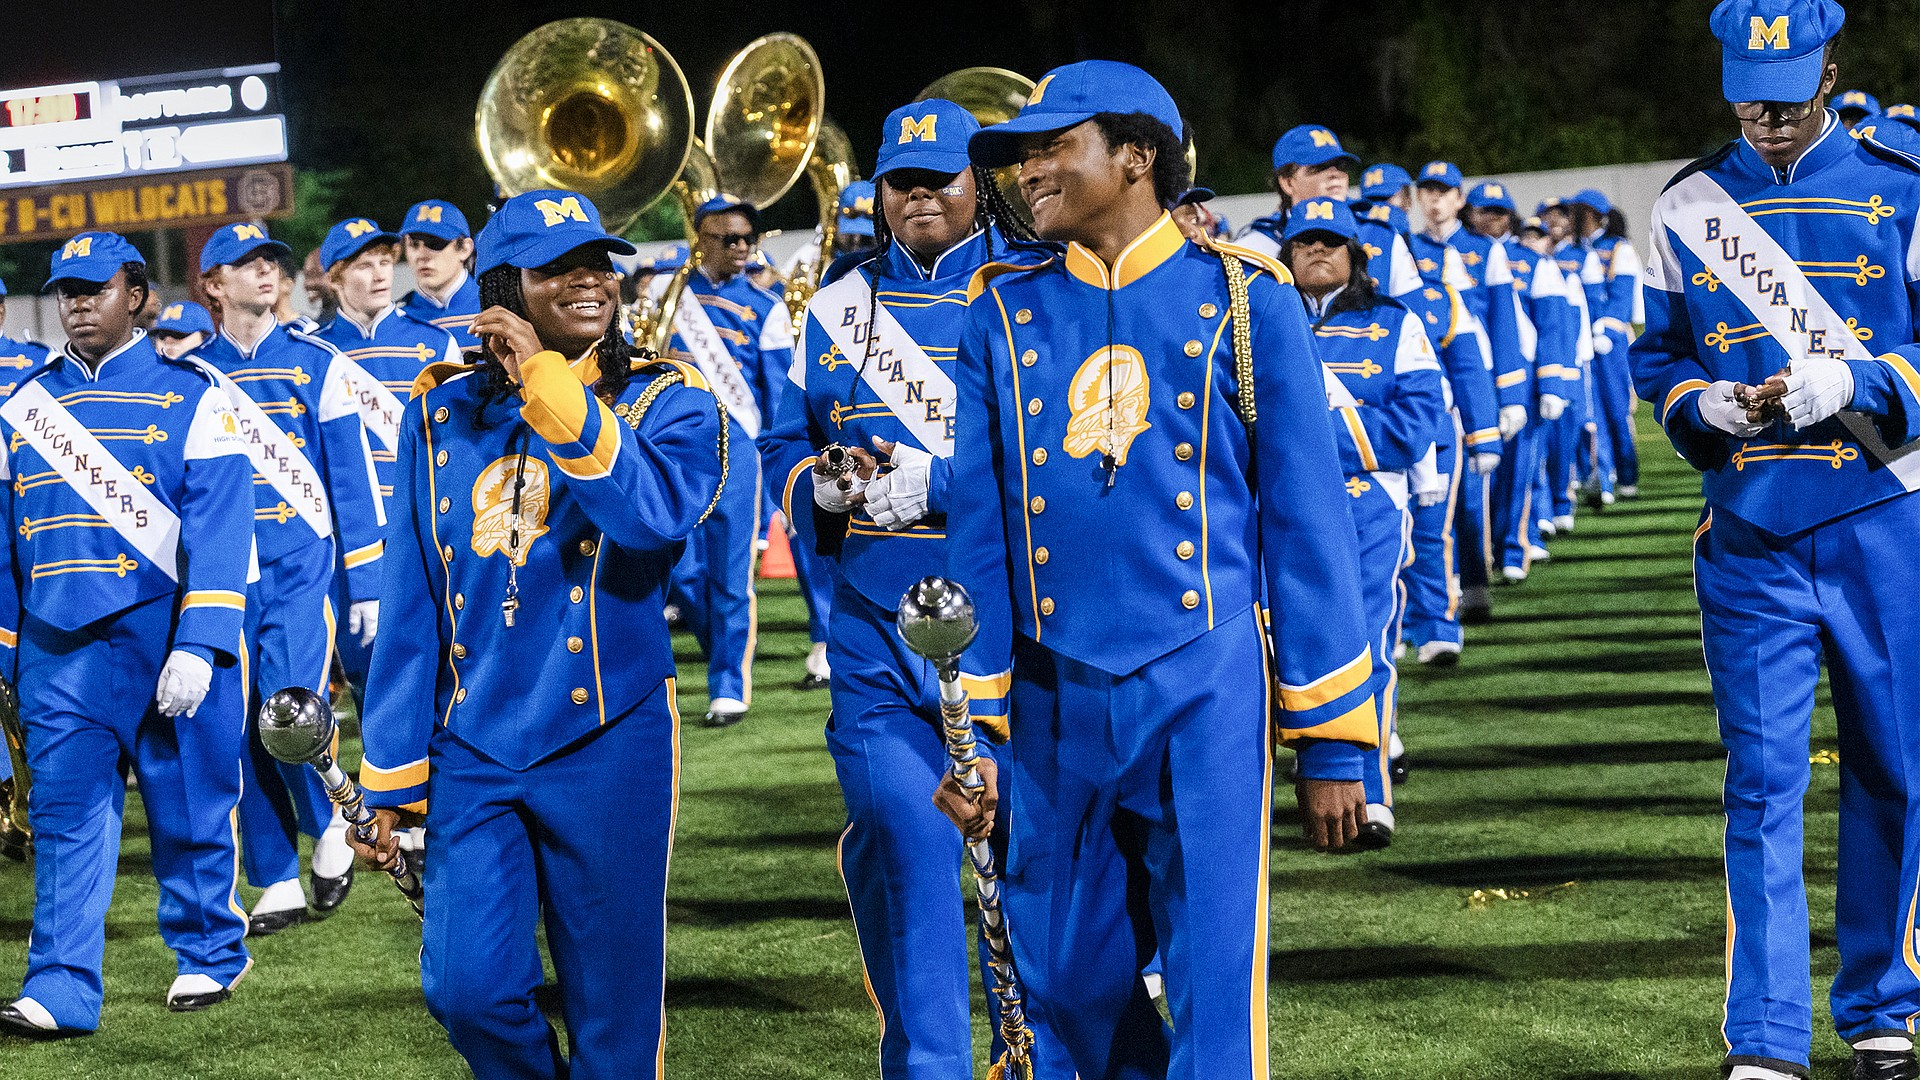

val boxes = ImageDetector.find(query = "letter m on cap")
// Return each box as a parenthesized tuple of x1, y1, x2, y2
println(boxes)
(345, 220, 376, 238)
(1310, 129, 1337, 148)
(899, 114, 937, 144)
(1306, 201, 1334, 220)
(61, 237, 92, 259)
(1028, 74, 1054, 106)
(232, 224, 265, 241)
(535, 197, 588, 227)
(416, 205, 443, 223)
(1749, 15, 1790, 50)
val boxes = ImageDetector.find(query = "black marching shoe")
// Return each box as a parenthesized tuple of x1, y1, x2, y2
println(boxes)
(795, 673, 829, 690)
(247, 907, 310, 937)
(0, 1001, 86, 1040)
(166, 963, 249, 1014)
(1388, 755, 1410, 786)
(1852, 1046, 1920, 1080)
(311, 866, 354, 915)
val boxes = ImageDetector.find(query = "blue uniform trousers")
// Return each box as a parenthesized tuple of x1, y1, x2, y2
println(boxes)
(1453, 464, 1492, 592)
(1539, 389, 1586, 523)
(1402, 429, 1463, 648)
(670, 433, 760, 704)
(421, 680, 680, 1080)
(1493, 423, 1545, 573)
(1353, 490, 1410, 809)
(19, 593, 250, 1030)
(1696, 495, 1920, 1072)
(1590, 349, 1639, 492)
(792, 531, 834, 646)
(1004, 604, 1274, 1080)
(826, 584, 1068, 1079)
(238, 542, 337, 888)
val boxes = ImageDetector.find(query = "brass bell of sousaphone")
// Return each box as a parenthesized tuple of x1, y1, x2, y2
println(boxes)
(916, 67, 1036, 224)
(476, 18, 696, 237)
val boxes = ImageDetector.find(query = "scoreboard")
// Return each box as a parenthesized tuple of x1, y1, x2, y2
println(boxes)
(0, 66, 287, 191)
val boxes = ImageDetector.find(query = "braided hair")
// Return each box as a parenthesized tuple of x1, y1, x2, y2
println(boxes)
(469, 262, 638, 421)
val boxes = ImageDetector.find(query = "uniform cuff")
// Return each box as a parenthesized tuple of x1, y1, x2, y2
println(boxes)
(1292, 738, 1365, 782)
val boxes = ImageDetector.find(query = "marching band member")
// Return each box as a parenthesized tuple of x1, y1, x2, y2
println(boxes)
(1632, 3, 1920, 1075)
(760, 98, 1066, 1080)
(660, 194, 793, 726)
(1568, 187, 1643, 503)
(348, 188, 724, 1080)
(196, 223, 386, 931)
(1239, 125, 1423, 301)
(1546, 198, 1610, 519)
(943, 61, 1378, 1078)
(1281, 196, 1445, 846)
(1411, 161, 1525, 622)
(313, 216, 460, 706)
(0, 234, 255, 1035)
(1465, 182, 1580, 580)
(1519, 215, 1595, 538)
(0, 279, 49, 374)
(399, 200, 482, 351)
(1359, 162, 1414, 213)
(150, 301, 216, 361)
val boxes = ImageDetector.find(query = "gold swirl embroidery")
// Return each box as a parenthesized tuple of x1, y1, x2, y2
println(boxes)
(1691, 269, 1722, 292)
(818, 344, 855, 371)
(1326, 360, 1385, 378)
(1703, 321, 1768, 353)
(1798, 255, 1887, 286)
(1345, 477, 1372, 498)
(1731, 441, 1861, 471)
(1845, 318, 1873, 342)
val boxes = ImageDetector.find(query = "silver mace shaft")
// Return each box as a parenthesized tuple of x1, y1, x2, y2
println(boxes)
(897, 576, 1035, 1080)
(257, 686, 424, 917)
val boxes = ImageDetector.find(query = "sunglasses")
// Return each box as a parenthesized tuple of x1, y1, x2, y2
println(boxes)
(1731, 98, 1820, 123)
(701, 232, 757, 248)
(404, 233, 454, 251)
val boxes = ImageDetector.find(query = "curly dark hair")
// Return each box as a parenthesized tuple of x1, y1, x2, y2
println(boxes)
(1089, 112, 1189, 208)
(1279, 235, 1382, 328)
(469, 262, 637, 419)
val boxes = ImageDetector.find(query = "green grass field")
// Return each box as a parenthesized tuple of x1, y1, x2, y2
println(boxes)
(0, 414, 1853, 1079)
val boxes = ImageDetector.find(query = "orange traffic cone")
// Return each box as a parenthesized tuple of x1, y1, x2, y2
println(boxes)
(761, 514, 796, 579)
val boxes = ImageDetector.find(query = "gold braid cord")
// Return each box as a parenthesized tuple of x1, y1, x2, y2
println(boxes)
(1217, 246, 1257, 426)
(615, 371, 731, 525)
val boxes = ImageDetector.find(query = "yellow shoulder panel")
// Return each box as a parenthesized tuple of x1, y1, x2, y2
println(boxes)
(647, 356, 710, 393)
(410, 360, 474, 399)
(1211, 239, 1293, 285)
(966, 258, 1055, 303)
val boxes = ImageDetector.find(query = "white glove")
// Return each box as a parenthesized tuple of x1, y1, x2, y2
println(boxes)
(348, 600, 379, 647)
(1782, 355, 1855, 430)
(1696, 380, 1767, 437)
(813, 466, 868, 513)
(1409, 448, 1446, 507)
(1538, 394, 1568, 422)
(155, 650, 213, 718)
(1498, 404, 1528, 439)
(1469, 451, 1502, 476)
(861, 443, 934, 531)
(1591, 329, 1614, 355)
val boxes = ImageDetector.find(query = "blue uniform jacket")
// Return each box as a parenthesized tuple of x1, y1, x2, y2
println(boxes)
(760, 229, 1029, 613)
(0, 337, 49, 396)
(0, 333, 254, 667)
(1242, 213, 1423, 301)
(1415, 223, 1531, 411)
(399, 271, 481, 351)
(678, 269, 795, 437)
(315, 305, 461, 500)
(949, 214, 1378, 778)
(1584, 231, 1644, 351)
(359, 352, 725, 809)
(1310, 292, 1447, 483)
(1632, 117, 1920, 537)
(1501, 237, 1583, 409)
(193, 323, 387, 600)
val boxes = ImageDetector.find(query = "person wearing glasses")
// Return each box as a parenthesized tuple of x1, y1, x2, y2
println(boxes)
(656, 195, 793, 726)
(1632, 3, 1920, 1078)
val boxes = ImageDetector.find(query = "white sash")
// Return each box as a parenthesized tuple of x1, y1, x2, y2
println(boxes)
(1, 380, 183, 581)
(1664, 170, 1920, 489)
(811, 271, 957, 456)
(190, 360, 334, 538)
(329, 354, 404, 453)
(651, 276, 761, 437)
(1322, 364, 1409, 509)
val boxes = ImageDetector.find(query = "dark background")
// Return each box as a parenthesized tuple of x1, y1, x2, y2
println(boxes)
(4, 0, 1918, 284)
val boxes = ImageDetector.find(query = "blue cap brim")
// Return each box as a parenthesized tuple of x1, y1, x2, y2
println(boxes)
(693, 202, 759, 230)
(403, 221, 468, 242)
(1282, 226, 1356, 245)
(1281, 149, 1360, 171)
(327, 231, 403, 271)
(873, 149, 973, 180)
(212, 240, 292, 269)
(45, 265, 127, 288)
(837, 218, 875, 238)
(1721, 47, 1827, 104)
(478, 234, 637, 277)
(971, 111, 1099, 168)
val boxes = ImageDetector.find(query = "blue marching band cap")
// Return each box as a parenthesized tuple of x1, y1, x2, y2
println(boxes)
(1174, 186, 1215, 207)
(1466, 181, 1518, 214)
(1835, 89, 1881, 116)
(969, 60, 1184, 169)
(474, 190, 637, 277)
(198, 221, 290, 273)
(403, 199, 472, 241)
(1887, 103, 1918, 120)
(1282, 196, 1361, 243)
(1535, 197, 1565, 216)
(48, 231, 146, 288)
(693, 193, 760, 231)
(837, 180, 876, 239)
(1708, 0, 1845, 103)
(1569, 188, 1613, 216)
(876, 99, 980, 180)
(1272, 124, 1358, 171)
(643, 243, 690, 273)
(1416, 161, 1464, 189)
(1360, 163, 1412, 200)
(0, 275, 8, 298)
(319, 217, 402, 272)
(153, 300, 215, 338)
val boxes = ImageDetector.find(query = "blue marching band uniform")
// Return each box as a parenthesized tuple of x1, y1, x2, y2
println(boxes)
(397, 200, 483, 352)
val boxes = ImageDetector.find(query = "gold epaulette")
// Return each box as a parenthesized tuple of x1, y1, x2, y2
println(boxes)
(410, 360, 474, 399)
(640, 355, 711, 393)
(966, 258, 1055, 303)
(1201, 235, 1293, 285)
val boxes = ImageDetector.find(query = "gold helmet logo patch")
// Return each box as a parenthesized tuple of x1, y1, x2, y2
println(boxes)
(471, 456, 551, 565)
(1064, 344, 1152, 466)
